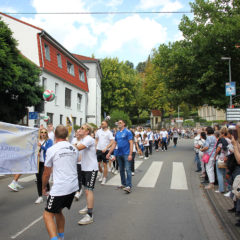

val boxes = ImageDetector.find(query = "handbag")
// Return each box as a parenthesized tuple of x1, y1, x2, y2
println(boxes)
(201, 142, 217, 164)
(217, 155, 227, 169)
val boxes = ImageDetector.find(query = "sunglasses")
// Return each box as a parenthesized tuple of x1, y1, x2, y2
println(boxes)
(41, 131, 47, 134)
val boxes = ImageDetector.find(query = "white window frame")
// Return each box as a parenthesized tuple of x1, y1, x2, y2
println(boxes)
(44, 44, 50, 61)
(77, 93, 82, 111)
(57, 53, 62, 68)
(67, 61, 75, 76)
(79, 69, 85, 82)
(65, 88, 72, 108)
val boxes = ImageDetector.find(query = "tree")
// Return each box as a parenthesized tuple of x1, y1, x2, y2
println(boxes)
(0, 19, 42, 123)
(136, 61, 146, 73)
(108, 110, 132, 128)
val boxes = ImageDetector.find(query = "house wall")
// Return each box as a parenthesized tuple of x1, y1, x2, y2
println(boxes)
(198, 106, 226, 121)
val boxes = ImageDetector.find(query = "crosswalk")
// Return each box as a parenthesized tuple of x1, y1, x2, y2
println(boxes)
(15, 160, 189, 190)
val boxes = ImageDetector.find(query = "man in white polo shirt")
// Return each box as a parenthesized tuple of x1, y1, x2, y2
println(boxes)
(95, 120, 114, 185)
(42, 125, 78, 240)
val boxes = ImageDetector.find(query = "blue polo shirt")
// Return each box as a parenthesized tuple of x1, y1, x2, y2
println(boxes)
(115, 128, 133, 155)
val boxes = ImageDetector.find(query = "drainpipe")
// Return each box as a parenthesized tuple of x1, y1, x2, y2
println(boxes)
(39, 32, 45, 68)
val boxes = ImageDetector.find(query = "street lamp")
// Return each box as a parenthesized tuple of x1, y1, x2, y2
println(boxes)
(221, 57, 232, 108)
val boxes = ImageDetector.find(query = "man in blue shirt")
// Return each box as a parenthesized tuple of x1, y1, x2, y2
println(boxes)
(107, 120, 133, 193)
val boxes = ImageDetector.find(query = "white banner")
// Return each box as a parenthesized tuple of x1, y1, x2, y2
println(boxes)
(0, 122, 39, 174)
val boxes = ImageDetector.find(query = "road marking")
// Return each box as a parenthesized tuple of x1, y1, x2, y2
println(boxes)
(18, 175, 36, 183)
(11, 216, 43, 239)
(170, 162, 188, 190)
(137, 161, 163, 188)
(106, 160, 143, 186)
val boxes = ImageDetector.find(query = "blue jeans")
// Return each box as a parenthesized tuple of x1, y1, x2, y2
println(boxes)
(117, 155, 132, 188)
(195, 153, 201, 171)
(216, 160, 226, 193)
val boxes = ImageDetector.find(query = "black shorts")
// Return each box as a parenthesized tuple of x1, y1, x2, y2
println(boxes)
(45, 192, 75, 214)
(81, 170, 98, 190)
(96, 150, 109, 163)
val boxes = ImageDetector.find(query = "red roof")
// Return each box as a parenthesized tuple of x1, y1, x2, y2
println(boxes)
(73, 54, 98, 62)
(151, 110, 161, 116)
(0, 12, 43, 31)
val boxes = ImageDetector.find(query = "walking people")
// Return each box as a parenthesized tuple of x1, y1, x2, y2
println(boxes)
(147, 128, 153, 155)
(131, 130, 140, 176)
(143, 133, 150, 159)
(172, 128, 179, 148)
(153, 131, 160, 152)
(160, 128, 168, 151)
(42, 125, 79, 240)
(71, 129, 83, 201)
(107, 120, 133, 193)
(95, 120, 114, 185)
(76, 124, 98, 225)
(35, 128, 53, 204)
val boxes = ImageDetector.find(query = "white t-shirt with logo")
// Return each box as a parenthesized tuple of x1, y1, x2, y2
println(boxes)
(160, 131, 168, 138)
(147, 131, 153, 141)
(78, 135, 98, 171)
(95, 128, 114, 151)
(45, 141, 79, 196)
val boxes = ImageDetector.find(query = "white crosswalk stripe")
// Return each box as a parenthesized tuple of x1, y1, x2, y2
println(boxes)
(170, 162, 188, 190)
(105, 160, 143, 186)
(137, 161, 163, 188)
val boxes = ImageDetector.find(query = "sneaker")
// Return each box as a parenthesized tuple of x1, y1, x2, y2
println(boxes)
(35, 196, 43, 204)
(215, 190, 220, 193)
(74, 190, 83, 201)
(224, 191, 231, 197)
(114, 170, 118, 175)
(8, 182, 18, 192)
(15, 182, 24, 190)
(117, 185, 125, 189)
(79, 206, 88, 215)
(132, 172, 135, 176)
(98, 174, 103, 182)
(123, 186, 131, 193)
(78, 214, 93, 225)
(101, 177, 107, 185)
(108, 167, 112, 173)
(111, 167, 116, 173)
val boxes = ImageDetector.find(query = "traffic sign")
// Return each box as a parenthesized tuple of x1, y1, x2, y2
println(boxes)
(29, 112, 38, 120)
(226, 108, 240, 121)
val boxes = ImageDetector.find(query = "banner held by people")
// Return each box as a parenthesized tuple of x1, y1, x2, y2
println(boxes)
(0, 121, 39, 174)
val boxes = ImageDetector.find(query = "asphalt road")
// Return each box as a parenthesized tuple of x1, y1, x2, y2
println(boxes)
(0, 139, 228, 240)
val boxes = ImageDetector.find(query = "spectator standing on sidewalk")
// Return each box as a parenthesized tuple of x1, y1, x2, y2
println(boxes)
(194, 130, 202, 172)
(147, 128, 153, 155)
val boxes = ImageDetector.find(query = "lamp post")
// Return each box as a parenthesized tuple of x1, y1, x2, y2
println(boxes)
(221, 57, 232, 108)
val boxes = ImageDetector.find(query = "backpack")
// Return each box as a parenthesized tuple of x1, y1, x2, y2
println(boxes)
(232, 175, 240, 200)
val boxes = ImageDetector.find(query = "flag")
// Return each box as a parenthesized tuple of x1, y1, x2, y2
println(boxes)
(66, 115, 75, 143)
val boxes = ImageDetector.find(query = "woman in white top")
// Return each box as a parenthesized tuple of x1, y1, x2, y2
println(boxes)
(143, 133, 150, 159)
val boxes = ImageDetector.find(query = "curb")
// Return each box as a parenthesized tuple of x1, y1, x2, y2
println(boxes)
(204, 188, 240, 240)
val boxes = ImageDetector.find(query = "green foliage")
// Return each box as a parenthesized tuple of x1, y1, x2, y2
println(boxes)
(108, 110, 132, 128)
(88, 122, 98, 130)
(0, 18, 42, 123)
(74, 125, 81, 131)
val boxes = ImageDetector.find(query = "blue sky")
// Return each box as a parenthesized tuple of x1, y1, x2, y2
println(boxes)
(0, 0, 193, 66)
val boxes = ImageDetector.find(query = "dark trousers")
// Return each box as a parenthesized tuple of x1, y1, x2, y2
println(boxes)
(131, 152, 136, 172)
(173, 137, 178, 146)
(154, 140, 159, 150)
(162, 139, 167, 151)
(149, 140, 153, 155)
(113, 159, 119, 170)
(36, 162, 50, 197)
(144, 146, 149, 157)
(77, 164, 82, 191)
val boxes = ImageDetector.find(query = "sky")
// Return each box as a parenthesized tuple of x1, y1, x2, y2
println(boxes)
(0, 0, 193, 66)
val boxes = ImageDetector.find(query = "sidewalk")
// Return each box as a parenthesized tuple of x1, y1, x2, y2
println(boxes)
(203, 180, 240, 240)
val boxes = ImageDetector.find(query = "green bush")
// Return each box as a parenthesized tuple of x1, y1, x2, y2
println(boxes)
(108, 110, 132, 128)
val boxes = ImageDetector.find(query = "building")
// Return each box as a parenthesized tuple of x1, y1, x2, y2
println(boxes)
(198, 105, 226, 121)
(0, 12, 93, 127)
(150, 110, 162, 130)
(73, 54, 102, 127)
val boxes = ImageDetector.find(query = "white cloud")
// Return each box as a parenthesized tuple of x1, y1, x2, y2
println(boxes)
(173, 31, 184, 41)
(0, 6, 18, 13)
(106, 0, 123, 7)
(138, 0, 183, 11)
(99, 15, 167, 53)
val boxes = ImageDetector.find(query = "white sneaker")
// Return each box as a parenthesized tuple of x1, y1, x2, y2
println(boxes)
(108, 167, 112, 173)
(215, 190, 220, 193)
(114, 170, 118, 175)
(98, 173, 103, 182)
(101, 177, 107, 185)
(79, 206, 88, 215)
(224, 191, 231, 197)
(8, 182, 18, 192)
(123, 186, 131, 193)
(132, 172, 135, 176)
(78, 214, 93, 225)
(74, 190, 83, 201)
(35, 196, 43, 204)
(111, 167, 115, 173)
(15, 182, 24, 189)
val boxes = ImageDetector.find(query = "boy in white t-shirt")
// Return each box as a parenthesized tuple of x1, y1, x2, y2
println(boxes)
(42, 125, 78, 240)
(76, 124, 98, 225)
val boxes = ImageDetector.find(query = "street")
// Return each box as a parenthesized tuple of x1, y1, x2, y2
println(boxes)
(0, 139, 228, 240)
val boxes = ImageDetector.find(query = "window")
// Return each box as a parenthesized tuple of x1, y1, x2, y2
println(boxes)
(60, 114, 63, 124)
(42, 77, 47, 89)
(57, 53, 62, 68)
(47, 112, 53, 124)
(55, 83, 59, 105)
(44, 44, 50, 61)
(72, 117, 76, 126)
(65, 88, 71, 107)
(79, 70, 85, 82)
(80, 118, 82, 126)
(155, 117, 158, 124)
(77, 93, 82, 111)
(67, 61, 74, 76)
